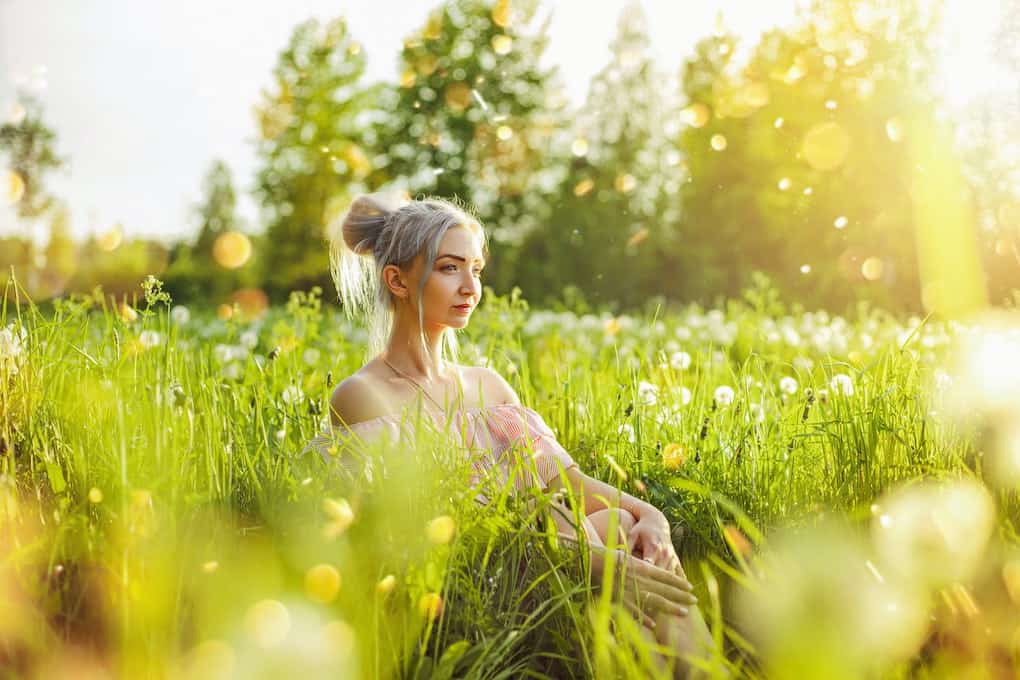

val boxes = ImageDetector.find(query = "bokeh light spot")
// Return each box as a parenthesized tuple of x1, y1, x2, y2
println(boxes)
(212, 232, 252, 269)
(802, 121, 851, 170)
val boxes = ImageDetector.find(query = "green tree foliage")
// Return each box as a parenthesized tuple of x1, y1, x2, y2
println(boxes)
(515, 1, 688, 308)
(163, 160, 258, 304)
(0, 93, 64, 219)
(677, 0, 966, 313)
(375, 0, 566, 292)
(254, 18, 382, 300)
(64, 237, 171, 300)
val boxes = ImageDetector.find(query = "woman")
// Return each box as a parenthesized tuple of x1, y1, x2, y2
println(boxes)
(309, 191, 713, 678)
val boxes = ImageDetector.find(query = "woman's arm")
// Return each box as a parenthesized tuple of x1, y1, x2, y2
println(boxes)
(547, 465, 659, 521)
(478, 367, 661, 521)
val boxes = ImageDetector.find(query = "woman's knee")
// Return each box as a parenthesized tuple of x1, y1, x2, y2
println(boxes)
(587, 508, 638, 549)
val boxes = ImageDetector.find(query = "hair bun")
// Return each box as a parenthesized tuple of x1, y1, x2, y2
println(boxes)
(340, 191, 409, 256)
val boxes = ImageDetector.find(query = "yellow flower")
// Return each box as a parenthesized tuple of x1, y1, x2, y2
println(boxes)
(305, 564, 342, 603)
(418, 592, 443, 620)
(662, 443, 687, 470)
(376, 574, 396, 597)
(426, 515, 456, 544)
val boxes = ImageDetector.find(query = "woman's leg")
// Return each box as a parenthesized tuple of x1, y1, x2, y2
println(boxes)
(653, 603, 714, 679)
(545, 503, 711, 678)
(586, 509, 714, 679)
(585, 507, 637, 550)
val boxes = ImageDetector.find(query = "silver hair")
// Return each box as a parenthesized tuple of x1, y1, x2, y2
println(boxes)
(327, 191, 487, 363)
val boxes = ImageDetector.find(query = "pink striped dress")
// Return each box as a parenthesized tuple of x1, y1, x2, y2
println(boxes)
(303, 403, 579, 505)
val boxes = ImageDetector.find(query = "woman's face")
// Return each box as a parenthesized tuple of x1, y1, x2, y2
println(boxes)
(405, 225, 485, 330)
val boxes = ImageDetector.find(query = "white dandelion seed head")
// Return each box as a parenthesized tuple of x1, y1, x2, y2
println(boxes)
(214, 343, 248, 363)
(714, 385, 735, 406)
(282, 385, 304, 406)
(221, 362, 243, 381)
(830, 373, 855, 397)
(617, 423, 636, 443)
(170, 305, 190, 324)
(675, 386, 692, 406)
(139, 330, 163, 349)
(779, 376, 799, 395)
(302, 348, 321, 367)
(239, 330, 259, 350)
(670, 351, 692, 371)
(793, 356, 815, 373)
(637, 380, 659, 406)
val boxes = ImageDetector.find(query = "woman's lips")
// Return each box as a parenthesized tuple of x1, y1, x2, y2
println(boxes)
(453, 305, 472, 314)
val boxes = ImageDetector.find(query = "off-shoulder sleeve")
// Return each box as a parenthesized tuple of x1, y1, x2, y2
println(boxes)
(477, 404, 579, 495)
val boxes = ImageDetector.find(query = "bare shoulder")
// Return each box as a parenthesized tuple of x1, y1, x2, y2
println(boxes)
(328, 369, 394, 428)
(459, 365, 521, 407)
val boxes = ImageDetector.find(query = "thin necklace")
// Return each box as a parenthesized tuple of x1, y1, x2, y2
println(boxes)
(382, 357, 447, 413)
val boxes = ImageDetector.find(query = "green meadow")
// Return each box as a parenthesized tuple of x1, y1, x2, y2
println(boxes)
(3, 278, 1017, 678)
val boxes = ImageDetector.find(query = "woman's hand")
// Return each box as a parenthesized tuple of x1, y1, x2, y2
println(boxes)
(588, 543, 697, 629)
(627, 507, 685, 578)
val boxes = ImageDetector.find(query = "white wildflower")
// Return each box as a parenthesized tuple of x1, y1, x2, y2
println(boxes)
(793, 356, 815, 372)
(303, 348, 321, 367)
(221, 362, 243, 381)
(214, 344, 247, 363)
(617, 423, 635, 443)
(282, 385, 304, 406)
(239, 329, 259, 350)
(170, 305, 190, 324)
(675, 386, 692, 406)
(0, 323, 27, 376)
(714, 385, 735, 406)
(675, 325, 692, 341)
(670, 351, 692, 371)
(222, 360, 243, 383)
(830, 373, 854, 397)
(637, 380, 658, 406)
(748, 402, 766, 424)
(779, 376, 799, 395)
(139, 330, 163, 349)
(654, 406, 682, 427)
(782, 326, 802, 346)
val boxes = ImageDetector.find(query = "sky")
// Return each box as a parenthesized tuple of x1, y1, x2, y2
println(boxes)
(0, 0, 1005, 245)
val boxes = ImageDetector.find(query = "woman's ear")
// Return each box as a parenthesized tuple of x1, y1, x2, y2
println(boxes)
(382, 264, 409, 300)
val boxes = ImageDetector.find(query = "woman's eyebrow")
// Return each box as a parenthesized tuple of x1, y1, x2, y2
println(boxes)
(437, 254, 486, 266)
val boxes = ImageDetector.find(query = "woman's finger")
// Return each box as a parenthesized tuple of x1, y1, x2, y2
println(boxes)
(645, 591, 690, 618)
(621, 597, 657, 630)
(632, 557, 694, 592)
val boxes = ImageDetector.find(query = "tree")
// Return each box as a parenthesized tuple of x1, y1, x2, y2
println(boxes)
(675, 0, 970, 313)
(254, 18, 382, 299)
(0, 92, 64, 220)
(515, 1, 688, 308)
(163, 160, 257, 304)
(375, 0, 566, 292)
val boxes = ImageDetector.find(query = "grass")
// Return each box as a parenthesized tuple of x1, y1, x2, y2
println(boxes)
(1, 276, 1017, 678)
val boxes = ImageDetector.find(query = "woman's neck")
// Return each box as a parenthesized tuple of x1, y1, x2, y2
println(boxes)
(383, 314, 448, 380)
